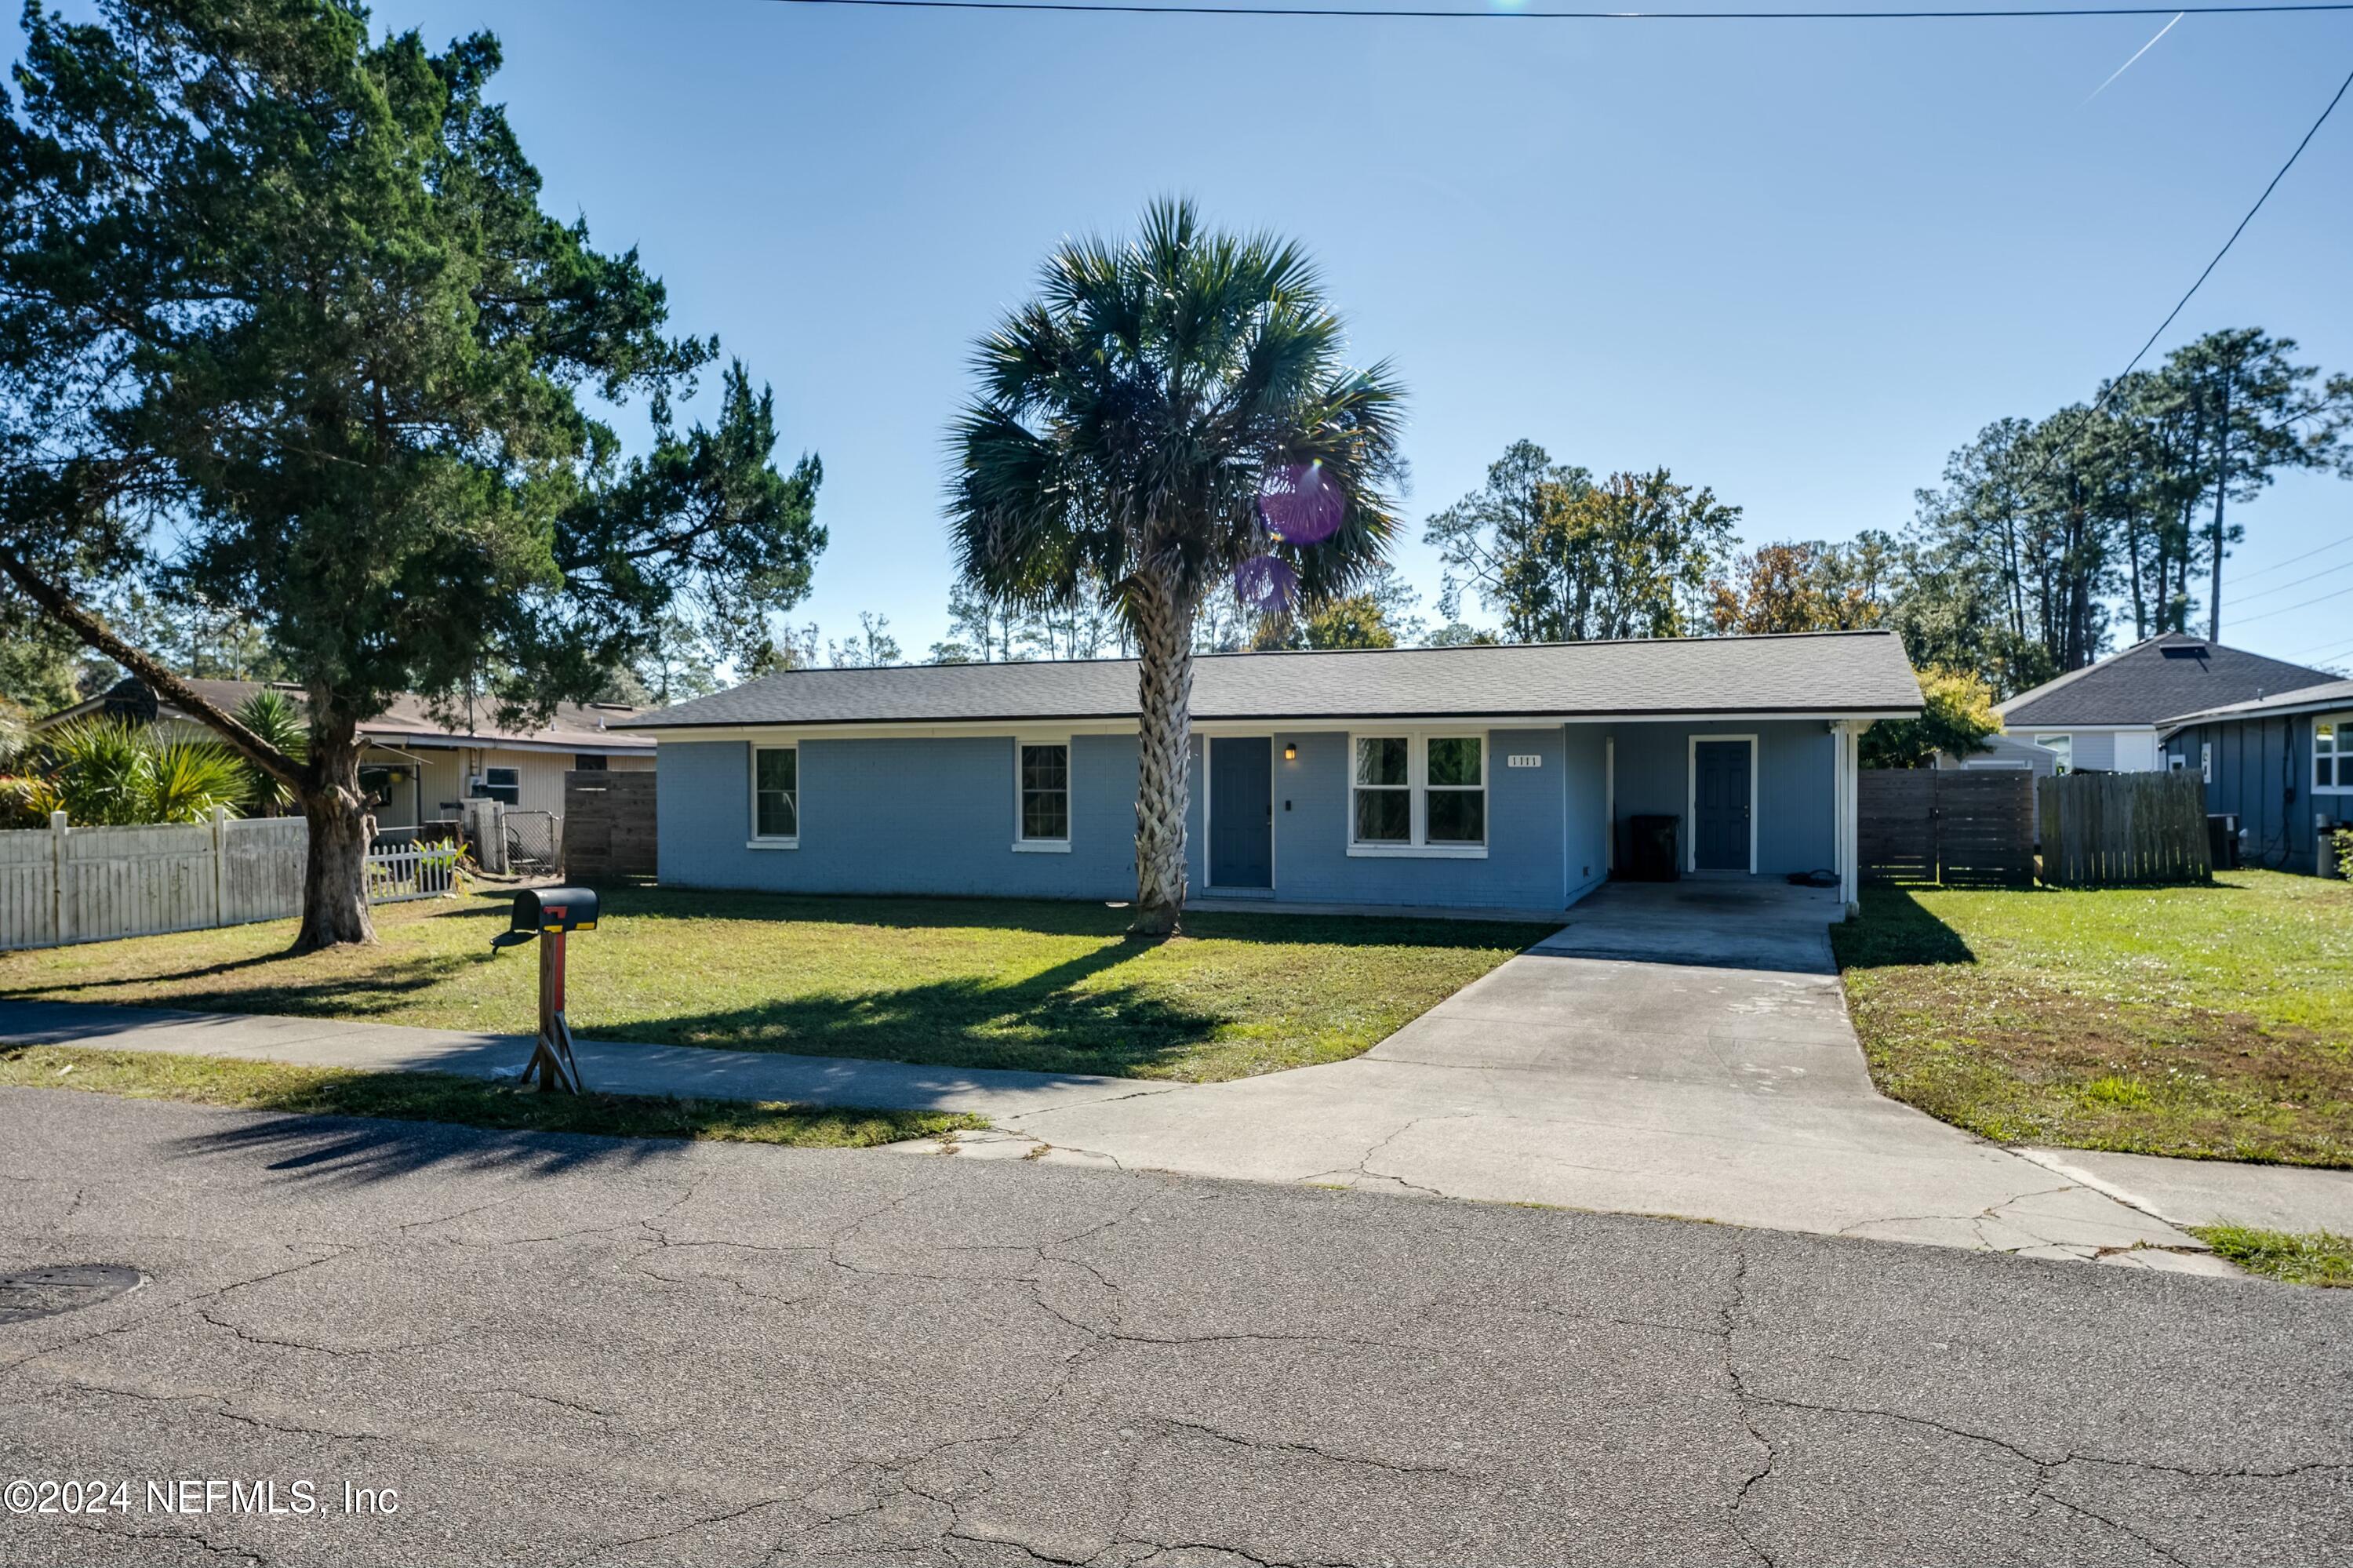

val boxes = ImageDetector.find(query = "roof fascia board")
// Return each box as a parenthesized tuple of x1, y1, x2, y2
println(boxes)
(633, 709, 1921, 744)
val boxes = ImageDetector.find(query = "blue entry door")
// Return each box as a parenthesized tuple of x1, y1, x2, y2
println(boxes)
(1692, 740, 1753, 872)
(1209, 738, 1274, 889)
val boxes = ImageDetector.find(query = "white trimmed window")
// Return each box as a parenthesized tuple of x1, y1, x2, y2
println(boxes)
(751, 744, 798, 845)
(474, 766, 520, 806)
(1349, 733, 1487, 857)
(2035, 733, 2073, 776)
(2318, 719, 2348, 791)
(1014, 740, 1071, 850)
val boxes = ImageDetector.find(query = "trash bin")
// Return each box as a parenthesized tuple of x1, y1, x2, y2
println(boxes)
(2206, 813, 2239, 871)
(1627, 814, 1681, 882)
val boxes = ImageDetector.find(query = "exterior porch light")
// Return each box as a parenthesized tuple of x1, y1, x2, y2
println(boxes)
(1282, 743, 1297, 761)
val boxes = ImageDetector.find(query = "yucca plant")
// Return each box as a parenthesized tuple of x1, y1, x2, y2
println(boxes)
(27, 717, 248, 825)
(232, 689, 310, 815)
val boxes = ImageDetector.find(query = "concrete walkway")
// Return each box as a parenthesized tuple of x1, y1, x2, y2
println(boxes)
(0, 999, 1181, 1121)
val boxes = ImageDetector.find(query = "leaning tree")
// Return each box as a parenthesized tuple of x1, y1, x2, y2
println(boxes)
(0, 1, 822, 950)
(949, 198, 1405, 936)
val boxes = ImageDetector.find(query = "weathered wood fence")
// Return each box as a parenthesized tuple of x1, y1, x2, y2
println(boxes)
(0, 810, 454, 952)
(1858, 769, 2035, 887)
(561, 770, 657, 883)
(2038, 772, 2212, 886)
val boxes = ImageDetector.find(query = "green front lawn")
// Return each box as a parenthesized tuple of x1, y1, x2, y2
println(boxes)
(1833, 871, 2353, 1166)
(0, 889, 1546, 1082)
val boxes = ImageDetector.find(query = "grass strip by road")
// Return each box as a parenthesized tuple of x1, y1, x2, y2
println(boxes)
(0, 888, 1547, 1082)
(1834, 871, 2353, 1167)
(0, 1043, 984, 1148)
(2189, 1224, 2353, 1287)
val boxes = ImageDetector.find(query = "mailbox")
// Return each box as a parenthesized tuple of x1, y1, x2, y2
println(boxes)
(509, 886, 599, 937)
(489, 887, 600, 1093)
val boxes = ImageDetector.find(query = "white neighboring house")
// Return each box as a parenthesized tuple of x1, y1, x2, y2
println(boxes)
(42, 676, 654, 830)
(1990, 631, 2338, 775)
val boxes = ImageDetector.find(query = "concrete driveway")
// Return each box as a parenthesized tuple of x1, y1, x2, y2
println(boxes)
(976, 882, 2229, 1268)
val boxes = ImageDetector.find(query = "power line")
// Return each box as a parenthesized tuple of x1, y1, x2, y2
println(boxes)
(2230, 581, 2353, 625)
(2089, 60, 2353, 401)
(2223, 531, 2353, 586)
(772, 0, 2353, 17)
(2228, 553, 2353, 605)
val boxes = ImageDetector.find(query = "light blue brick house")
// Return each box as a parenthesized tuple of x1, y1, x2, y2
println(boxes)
(620, 631, 1922, 915)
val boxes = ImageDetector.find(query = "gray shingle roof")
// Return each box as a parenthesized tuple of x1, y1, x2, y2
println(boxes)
(619, 631, 1923, 730)
(2162, 677, 2353, 729)
(1996, 632, 2338, 728)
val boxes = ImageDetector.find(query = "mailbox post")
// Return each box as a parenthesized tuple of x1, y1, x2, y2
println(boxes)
(489, 887, 601, 1093)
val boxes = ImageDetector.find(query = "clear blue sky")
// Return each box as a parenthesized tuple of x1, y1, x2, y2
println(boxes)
(238, 5, 2353, 668)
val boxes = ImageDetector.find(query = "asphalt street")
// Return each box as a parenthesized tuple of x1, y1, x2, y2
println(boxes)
(1, 1087, 2348, 1568)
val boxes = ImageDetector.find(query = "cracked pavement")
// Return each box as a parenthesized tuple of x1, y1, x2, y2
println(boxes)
(4, 1089, 2350, 1566)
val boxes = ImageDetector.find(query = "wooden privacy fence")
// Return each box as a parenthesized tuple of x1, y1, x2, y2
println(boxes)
(562, 769, 656, 883)
(1858, 769, 2035, 887)
(2038, 772, 2212, 886)
(0, 810, 455, 952)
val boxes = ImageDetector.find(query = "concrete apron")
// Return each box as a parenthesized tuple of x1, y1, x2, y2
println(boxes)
(917, 885, 2246, 1275)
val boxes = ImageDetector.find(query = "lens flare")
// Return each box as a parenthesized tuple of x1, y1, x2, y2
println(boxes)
(1234, 555, 1300, 617)
(1257, 462, 1345, 545)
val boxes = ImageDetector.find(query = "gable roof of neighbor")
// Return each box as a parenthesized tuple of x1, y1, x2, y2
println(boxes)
(620, 630, 1923, 731)
(1995, 631, 2337, 729)
(45, 678, 653, 754)
(2162, 677, 2353, 731)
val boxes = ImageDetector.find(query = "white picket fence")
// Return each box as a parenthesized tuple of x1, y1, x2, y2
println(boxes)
(0, 809, 454, 952)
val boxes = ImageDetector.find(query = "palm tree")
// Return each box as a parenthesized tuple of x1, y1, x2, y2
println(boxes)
(949, 199, 1406, 936)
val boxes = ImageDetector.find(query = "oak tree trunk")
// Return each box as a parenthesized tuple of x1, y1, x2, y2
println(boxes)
(1129, 566, 1196, 938)
(291, 721, 376, 954)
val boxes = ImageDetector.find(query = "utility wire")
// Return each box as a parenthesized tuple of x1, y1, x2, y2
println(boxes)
(772, 0, 2353, 17)
(2229, 581, 2353, 624)
(2225, 553, 2353, 605)
(2089, 60, 2353, 402)
(2221, 531, 2353, 585)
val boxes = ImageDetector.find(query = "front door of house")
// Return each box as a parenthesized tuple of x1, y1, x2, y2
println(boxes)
(1209, 737, 1273, 890)
(1692, 739, 1752, 872)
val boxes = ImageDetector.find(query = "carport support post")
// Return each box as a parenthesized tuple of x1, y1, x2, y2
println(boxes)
(1835, 722, 1865, 916)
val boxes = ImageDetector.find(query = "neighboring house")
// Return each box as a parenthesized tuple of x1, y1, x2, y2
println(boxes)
(42, 677, 653, 829)
(2161, 677, 2353, 875)
(1994, 631, 2337, 775)
(1933, 732, 2062, 777)
(619, 631, 1923, 915)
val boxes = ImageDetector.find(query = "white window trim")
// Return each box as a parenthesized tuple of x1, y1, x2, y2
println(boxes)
(2035, 733, 2075, 776)
(1685, 733, 1758, 875)
(475, 765, 521, 806)
(747, 741, 800, 849)
(1012, 736, 1073, 852)
(1345, 730, 1489, 860)
(2317, 716, 2351, 795)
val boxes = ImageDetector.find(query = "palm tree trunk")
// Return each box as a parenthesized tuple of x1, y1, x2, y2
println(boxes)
(1129, 565, 1195, 938)
(292, 715, 376, 953)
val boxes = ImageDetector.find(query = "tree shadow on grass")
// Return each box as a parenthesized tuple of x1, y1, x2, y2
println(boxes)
(1831, 886, 1978, 970)
(0, 947, 486, 1013)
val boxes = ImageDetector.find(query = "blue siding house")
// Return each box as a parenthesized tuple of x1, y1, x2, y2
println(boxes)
(2162, 676, 2353, 876)
(621, 631, 1923, 916)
